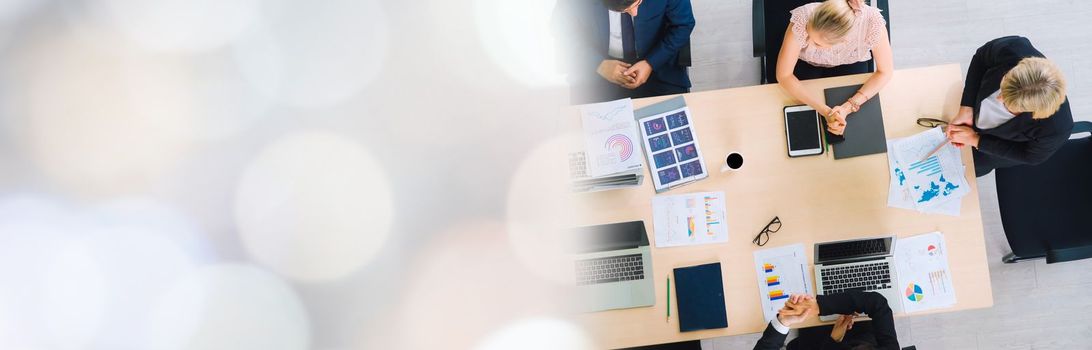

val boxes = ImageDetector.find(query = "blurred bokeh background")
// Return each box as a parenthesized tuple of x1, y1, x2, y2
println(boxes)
(0, 0, 587, 349)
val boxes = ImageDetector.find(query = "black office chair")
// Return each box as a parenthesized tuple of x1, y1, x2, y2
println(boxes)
(996, 121, 1092, 264)
(751, 0, 890, 84)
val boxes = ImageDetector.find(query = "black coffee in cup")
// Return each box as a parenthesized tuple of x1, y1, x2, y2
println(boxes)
(725, 153, 744, 170)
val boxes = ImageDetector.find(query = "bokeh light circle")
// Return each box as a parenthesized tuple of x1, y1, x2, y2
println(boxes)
(0, 196, 210, 349)
(235, 131, 394, 282)
(0, 197, 107, 349)
(95, 0, 261, 52)
(473, 0, 566, 87)
(505, 132, 582, 284)
(11, 28, 197, 196)
(233, 0, 389, 107)
(148, 264, 310, 350)
(474, 318, 594, 350)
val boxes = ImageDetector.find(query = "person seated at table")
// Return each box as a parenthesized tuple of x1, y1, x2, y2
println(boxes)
(552, 0, 695, 104)
(946, 36, 1073, 177)
(753, 292, 900, 350)
(775, 0, 892, 137)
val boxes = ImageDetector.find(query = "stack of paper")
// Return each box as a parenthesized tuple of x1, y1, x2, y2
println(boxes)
(894, 232, 957, 313)
(570, 98, 645, 192)
(886, 127, 970, 216)
(752, 244, 812, 322)
(651, 191, 728, 248)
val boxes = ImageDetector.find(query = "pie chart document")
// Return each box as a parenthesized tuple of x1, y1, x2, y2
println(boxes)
(893, 231, 957, 314)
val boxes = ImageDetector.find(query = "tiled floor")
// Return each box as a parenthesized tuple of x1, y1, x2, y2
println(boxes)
(691, 1, 1092, 349)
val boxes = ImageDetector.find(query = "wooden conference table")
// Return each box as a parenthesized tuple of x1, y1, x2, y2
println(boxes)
(569, 64, 993, 349)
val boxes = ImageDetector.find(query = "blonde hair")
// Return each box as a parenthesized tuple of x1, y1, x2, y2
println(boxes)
(807, 0, 856, 41)
(1001, 57, 1067, 119)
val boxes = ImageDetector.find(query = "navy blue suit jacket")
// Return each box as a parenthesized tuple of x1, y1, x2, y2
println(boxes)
(554, 0, 695, 90)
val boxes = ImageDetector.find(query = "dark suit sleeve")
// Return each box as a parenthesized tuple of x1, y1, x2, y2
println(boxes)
(817, 292, 900, 350)
(644, 0, 695, 70)
(977, 101, 1075, 165)
(960, 38, 1001, 107)
(818, 337, 850, 350)
(752, 323, 789, 350)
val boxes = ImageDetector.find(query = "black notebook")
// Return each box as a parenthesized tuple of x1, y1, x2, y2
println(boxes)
(673, 262, 728, 332)
(824, 84, 888, 159)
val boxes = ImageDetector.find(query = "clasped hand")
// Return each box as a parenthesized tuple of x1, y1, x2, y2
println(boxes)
(776, 294, 858, 343)
(825, 105, 849, 135)
(597, 59, 652, 89)
(945, 107, 979, 148)
(776, 294, 818, 327)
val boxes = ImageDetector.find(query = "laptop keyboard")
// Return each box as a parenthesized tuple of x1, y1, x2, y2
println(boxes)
(820, 261, 892, 295)
(817, 238, 888, 262)
(575, 254, 645, 285)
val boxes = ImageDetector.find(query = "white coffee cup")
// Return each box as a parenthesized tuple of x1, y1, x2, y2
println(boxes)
(720, 152, 744, 172)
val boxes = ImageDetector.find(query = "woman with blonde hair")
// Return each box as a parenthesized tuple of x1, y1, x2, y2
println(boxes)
(775, 0, 892, 136)
(946, 36, 1074, 177)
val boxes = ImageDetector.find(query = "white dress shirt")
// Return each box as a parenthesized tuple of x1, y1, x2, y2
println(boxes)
(608, 10, 624, 59)
(977, 90, 1017, 130)
(770, 316, 791, 334)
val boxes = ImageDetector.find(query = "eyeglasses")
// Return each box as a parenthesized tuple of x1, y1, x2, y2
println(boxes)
(752, 216, 782, 246)
(916, 117, 949, 128)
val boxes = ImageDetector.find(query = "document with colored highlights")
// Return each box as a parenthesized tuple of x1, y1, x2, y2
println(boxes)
(579, 98, 643, 178)
(634, 96, 709, 193)
(886, 127, 969, 215)
(894, 231, 956, 314)
(886, 139, 962, 216)
(651, 191, 728, 248)
(753, 244, 812, 322)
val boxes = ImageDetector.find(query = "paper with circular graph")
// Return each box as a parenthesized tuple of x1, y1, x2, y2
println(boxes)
(905, 283, 924, 302)
(579, 98, 644, 178)
(894, 232, 956, 313)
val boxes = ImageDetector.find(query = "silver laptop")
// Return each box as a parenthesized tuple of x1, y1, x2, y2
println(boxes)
(813, 236, 904, 321)
(573, 221, 655, 312)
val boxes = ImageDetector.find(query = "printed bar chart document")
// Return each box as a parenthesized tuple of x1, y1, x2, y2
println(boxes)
(753, 244, 812, 322)
(651, 191, 728, 248)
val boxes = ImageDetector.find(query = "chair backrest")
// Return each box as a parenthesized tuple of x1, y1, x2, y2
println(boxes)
(996, 121, 1092, 263)
(752, 0, 890, 83)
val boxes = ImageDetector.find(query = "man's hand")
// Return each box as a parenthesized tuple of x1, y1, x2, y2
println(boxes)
(622, 60, 653, 89)
(776, 294, 818, 327)
(830, 313, 858, 343)
(947, 125, 980, 148)
(597, 60, 636, 86)
(951, 106, 974, 126)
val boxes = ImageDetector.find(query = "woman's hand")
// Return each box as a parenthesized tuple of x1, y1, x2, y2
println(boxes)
(826, 105, 849, 135)
(950, 106, 974, 126)
(830, 313, 858, 343)
(947, 125, 980, 148)
(847, 0, 864, 11)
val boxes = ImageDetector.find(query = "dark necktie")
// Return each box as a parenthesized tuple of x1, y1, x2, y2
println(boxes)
(621, 13, 637, 61)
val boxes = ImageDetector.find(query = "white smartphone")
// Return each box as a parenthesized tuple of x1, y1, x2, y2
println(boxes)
(784, 105, 824, 157)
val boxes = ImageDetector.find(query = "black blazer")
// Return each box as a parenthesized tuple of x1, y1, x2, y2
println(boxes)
(961, 36, 1074, 166)
(753, 292, 899, 350)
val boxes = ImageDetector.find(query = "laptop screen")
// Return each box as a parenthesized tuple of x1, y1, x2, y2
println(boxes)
(570, 221, 648, 253)
(816, 237, 893, 264)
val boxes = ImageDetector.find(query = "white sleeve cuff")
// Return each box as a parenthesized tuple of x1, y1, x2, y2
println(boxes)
(770, 317, 790, 334)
